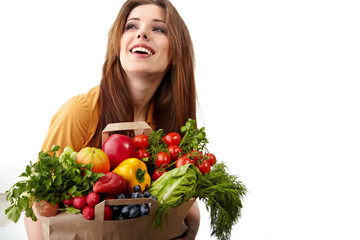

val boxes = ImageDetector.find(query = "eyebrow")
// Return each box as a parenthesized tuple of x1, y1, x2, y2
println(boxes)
(127, 18, 166, 23)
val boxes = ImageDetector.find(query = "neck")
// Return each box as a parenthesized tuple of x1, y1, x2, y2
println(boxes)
(126, 72, 164, 122)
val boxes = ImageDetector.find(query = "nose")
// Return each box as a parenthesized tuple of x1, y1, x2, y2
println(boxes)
(137, 33, 148, 40)
(136, 27, 149, 40)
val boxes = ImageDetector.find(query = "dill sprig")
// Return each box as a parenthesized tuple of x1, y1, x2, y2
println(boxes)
(194, 162, 247, 240)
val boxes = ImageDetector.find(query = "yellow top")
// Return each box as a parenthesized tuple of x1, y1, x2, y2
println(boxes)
(41, 86, 101, 154)
(41, 86, 155, 155)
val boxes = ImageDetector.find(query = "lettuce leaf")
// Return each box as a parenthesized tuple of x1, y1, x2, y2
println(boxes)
(149, 164, 200, 228)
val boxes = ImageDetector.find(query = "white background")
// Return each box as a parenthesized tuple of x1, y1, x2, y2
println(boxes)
(1, 0, 360, 239)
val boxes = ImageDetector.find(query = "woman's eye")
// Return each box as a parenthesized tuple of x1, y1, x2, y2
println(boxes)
(153, 26, 167, 34)
(125, 23, 137, 31)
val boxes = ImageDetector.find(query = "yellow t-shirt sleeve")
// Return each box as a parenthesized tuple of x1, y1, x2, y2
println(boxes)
(41, 93, 95, 155)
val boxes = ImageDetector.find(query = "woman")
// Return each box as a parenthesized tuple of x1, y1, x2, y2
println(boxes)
(25, 0, 200, 239)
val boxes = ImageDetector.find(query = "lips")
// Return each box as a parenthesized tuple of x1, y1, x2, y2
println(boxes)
(129, 44, 155, 55)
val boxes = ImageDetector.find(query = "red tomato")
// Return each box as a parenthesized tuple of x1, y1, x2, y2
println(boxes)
(175, 156, 192, 168)
(182, 153, 196, 165)
(168, 145, 182, 161)
(133, 135, 149, 149)
(196, 160, 211, 175)
(163, 132, 181, 146)
(152, 169, 167, 181)
(155, 152, 171, 169)
(204, 153, 216, 166)
(190, 150, 202, 162)
(135, 149, 150, 159)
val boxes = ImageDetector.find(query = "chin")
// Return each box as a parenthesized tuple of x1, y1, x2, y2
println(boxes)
(125, 68, 165, 78)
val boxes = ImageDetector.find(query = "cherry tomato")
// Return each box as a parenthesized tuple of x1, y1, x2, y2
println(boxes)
(135, 148, 150, 159)
(163, 132, 181, 146)
(183, 150, 202, 164)
(190, 150, 202, 162)
(204, 153, 216, 166)
(155, 152, 171, 169)
(175, 156, 192, 168)
(196, 160, 211, 175)
(152, 169, 167, 181)
(168, 145, 182, 161)
(133, 135, 149, 149)
(182, 153, 196, 165)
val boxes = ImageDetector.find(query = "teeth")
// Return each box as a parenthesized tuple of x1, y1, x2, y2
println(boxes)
(131, 47, 153, 55)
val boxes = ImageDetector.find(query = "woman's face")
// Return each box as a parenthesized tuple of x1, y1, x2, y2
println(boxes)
(120, 4, 170, 78)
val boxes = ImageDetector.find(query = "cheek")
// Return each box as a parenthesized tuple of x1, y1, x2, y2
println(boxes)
(161, 41, 170, 63)
(119, 39, 130, 64)
(120, 34, 130, 55)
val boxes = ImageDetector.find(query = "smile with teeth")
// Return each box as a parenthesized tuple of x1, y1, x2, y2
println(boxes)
(130, 47, 154, 55)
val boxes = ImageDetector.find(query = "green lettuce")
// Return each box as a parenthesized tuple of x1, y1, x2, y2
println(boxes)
(149, 164, 200, 228)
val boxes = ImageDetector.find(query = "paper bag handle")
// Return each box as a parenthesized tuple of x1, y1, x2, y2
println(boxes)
(94, 198, 159, 221)
(101, 122, 152, 146)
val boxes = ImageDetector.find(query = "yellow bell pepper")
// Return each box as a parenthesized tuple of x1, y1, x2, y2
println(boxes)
(112, 158, 151, 194)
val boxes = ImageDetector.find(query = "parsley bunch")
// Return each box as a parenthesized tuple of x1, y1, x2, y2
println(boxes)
(179, 118, 208, 153)
(5, 145, 103, 223)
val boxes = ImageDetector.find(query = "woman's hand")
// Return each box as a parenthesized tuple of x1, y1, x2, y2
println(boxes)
(174, 200, 200, 240)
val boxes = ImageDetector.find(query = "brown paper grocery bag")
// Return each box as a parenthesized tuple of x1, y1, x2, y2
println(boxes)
(41, 198, 195, 240)
(150, 198, 195, 239)
(40, 122, 196, 239)
(102, 121, 152, 144)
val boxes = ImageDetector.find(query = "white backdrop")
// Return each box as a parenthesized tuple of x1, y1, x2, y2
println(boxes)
(1, 0, 360, 239)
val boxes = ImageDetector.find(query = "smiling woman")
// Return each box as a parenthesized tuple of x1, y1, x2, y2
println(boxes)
(91, 0, 196, 148)
(121, 5, 170, 75)
(120, 4, 171, 118)
(23, 0, 199, 239)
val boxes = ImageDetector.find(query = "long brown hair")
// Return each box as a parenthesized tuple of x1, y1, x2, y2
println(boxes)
(90, 0, 196, 147)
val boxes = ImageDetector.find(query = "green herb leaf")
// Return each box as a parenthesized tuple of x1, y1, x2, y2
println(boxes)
(146, 129, 167, 165)
(65, 207, 81, 214)
(179, 118, 209, 153)
(50, 145, 60, 152)
(5, 145, 104, 223)
(5, 205, 21, 223)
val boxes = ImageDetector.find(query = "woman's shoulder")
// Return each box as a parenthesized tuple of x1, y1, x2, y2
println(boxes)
(54, 86, 100, 125)
(43, 86, 100, 153)
(69, 86, 99, 112)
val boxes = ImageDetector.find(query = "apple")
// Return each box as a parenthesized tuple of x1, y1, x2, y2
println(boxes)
(102, 134, 135, 170)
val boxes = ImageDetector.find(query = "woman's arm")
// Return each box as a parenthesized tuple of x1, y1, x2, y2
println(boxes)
(177, 200, 201, 240)
(24, 206, 44, 240)
(24, 90, 96, 239)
